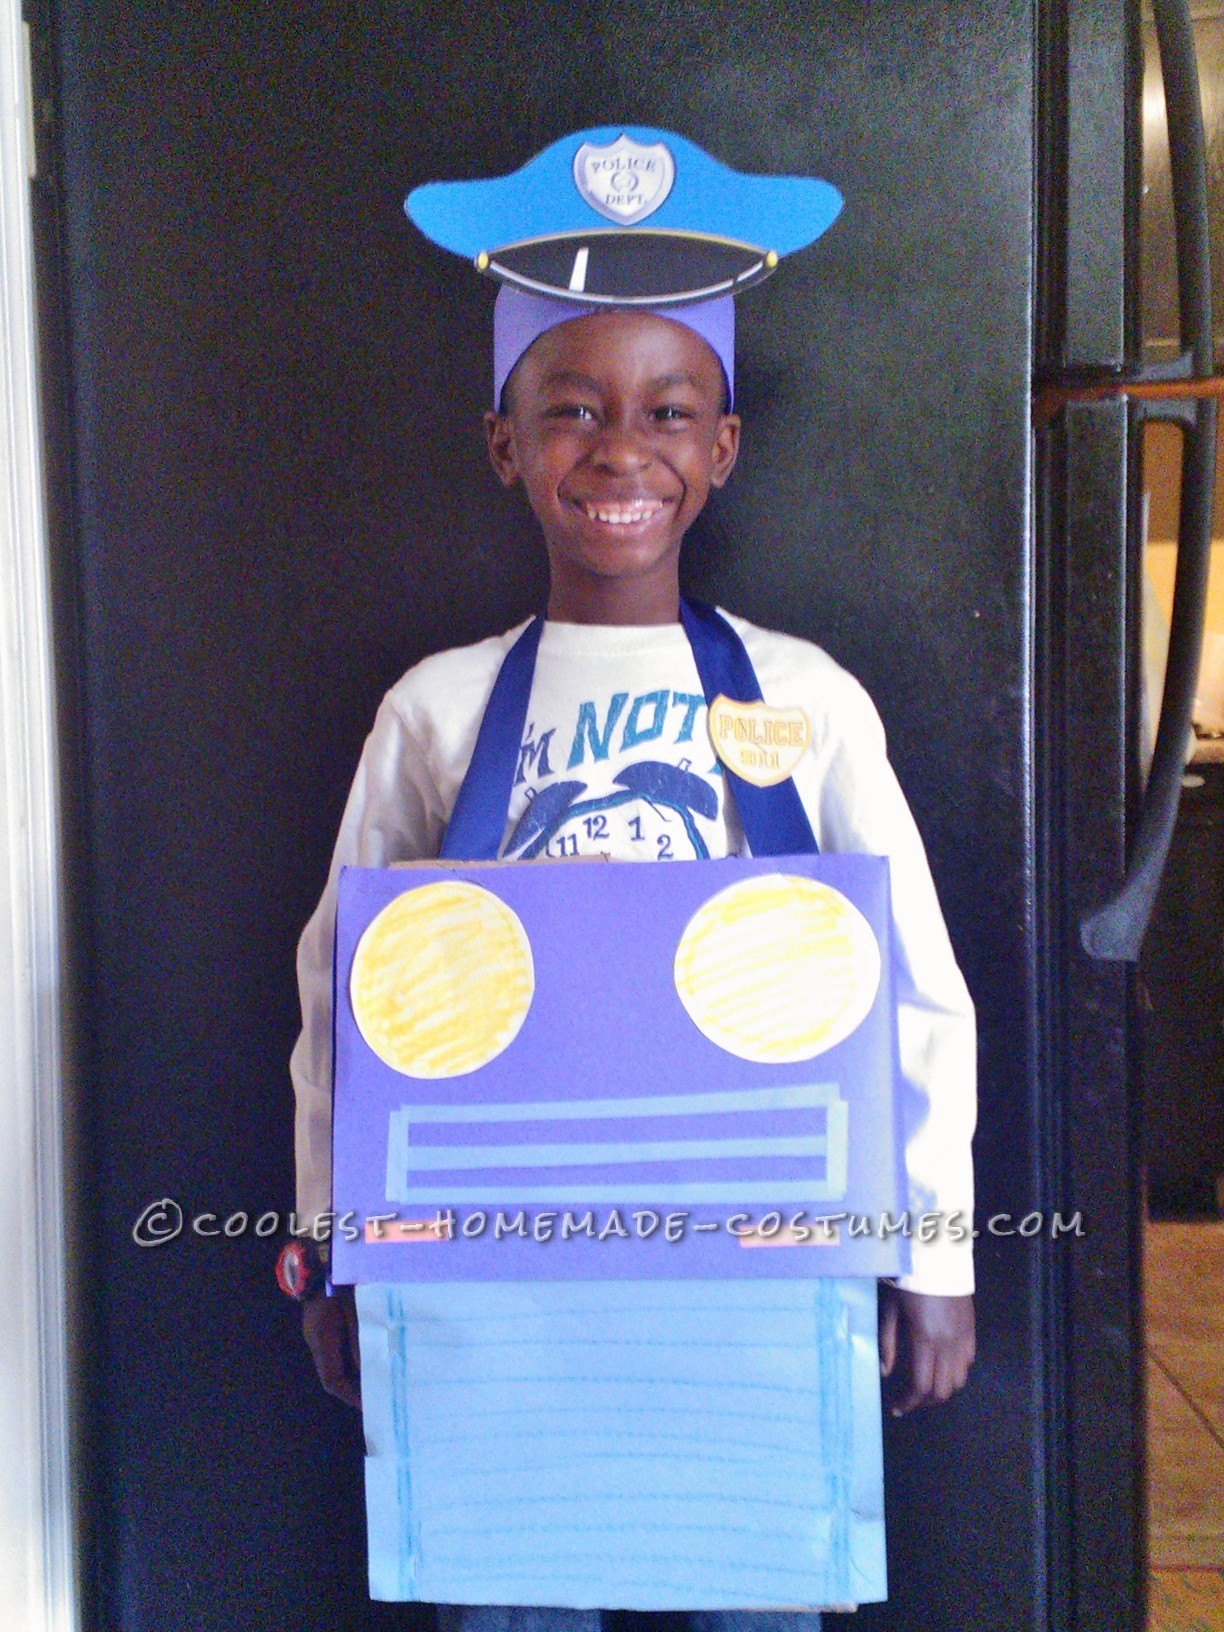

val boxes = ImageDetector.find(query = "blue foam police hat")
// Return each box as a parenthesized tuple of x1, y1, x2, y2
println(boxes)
(405, 126, 843, 307)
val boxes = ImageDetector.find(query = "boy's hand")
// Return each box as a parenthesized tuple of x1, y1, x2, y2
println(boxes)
(878, 1285, 974, 1416)
(302, 1284, 362, 1409)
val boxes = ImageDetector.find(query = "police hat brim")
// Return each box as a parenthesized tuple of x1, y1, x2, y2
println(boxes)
(481, 229, 778, 306)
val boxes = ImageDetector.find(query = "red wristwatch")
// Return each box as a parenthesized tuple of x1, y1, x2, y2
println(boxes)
(275, 1238, 328, 1302)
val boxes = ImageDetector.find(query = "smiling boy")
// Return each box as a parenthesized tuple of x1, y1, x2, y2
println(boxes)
(287, 128, 977, 1622)
(485, 308, 739, 628)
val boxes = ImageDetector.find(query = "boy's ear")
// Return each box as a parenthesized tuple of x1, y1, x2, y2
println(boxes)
(484, 410, 521, 488)
(707, 412, 741, 490)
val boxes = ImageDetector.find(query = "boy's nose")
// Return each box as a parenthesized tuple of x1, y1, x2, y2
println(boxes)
(589, 423, 652, 473)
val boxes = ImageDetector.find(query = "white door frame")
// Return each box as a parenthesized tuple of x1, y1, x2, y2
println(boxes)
(0, 6, 78, 1630)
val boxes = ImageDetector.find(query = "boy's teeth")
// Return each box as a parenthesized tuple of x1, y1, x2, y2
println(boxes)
(583, 502, 661, 524)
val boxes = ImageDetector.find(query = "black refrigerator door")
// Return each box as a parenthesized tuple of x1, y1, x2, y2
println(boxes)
(37, 2, 1062, 1628)
(1034, 1, 1152, 1629)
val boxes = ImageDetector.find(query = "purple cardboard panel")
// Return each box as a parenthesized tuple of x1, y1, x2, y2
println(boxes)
(331, 853, 908, 1283)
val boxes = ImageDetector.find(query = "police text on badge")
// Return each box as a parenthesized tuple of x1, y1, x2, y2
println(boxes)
(573, 134, 676, 224)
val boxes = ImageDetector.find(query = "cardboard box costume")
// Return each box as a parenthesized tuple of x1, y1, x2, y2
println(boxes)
(295, 128, 975, 1611)
(337, 853, 902, 1284)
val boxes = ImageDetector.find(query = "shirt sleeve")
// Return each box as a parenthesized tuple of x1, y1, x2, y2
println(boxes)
(802, 673, 977, 1297)
(289, 692, 444, 1229)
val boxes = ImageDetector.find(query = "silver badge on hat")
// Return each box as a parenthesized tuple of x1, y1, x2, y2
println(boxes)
(572, 134, 675, 226)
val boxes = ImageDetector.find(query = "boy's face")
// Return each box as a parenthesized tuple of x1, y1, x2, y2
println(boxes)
(485, 309, 740, 622)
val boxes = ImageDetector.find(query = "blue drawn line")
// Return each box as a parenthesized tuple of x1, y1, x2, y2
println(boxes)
(399, 1135, 829, 1172)
(407, 1373, 819, 1394)
(423, 1490, 829, 1516)
(389, 1403, 819, 1431)
(395, 1083, 840, 1124)
(824, 1098, 850, 1196)
(395, 1335, 819, 1350)
(385, 1180, 846, 1204)
(420, 1426, 810, 1454)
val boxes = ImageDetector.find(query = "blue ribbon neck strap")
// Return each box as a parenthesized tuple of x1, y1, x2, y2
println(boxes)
(440, 616, 544, 861)
(440, 599, 817, 861)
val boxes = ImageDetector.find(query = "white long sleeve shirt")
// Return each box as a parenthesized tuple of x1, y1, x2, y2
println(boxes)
(291, 612, 976, 1295)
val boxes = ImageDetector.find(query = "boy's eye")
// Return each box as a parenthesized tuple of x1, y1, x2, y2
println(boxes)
(545, 402, 597, 421)
(652, 404, 695, 423)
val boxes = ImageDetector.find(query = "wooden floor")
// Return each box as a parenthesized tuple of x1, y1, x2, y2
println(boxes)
(1146, 1221, 1224, 1631)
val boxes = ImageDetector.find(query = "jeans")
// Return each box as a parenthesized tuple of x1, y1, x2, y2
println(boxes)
(436, 1610, 822, 1632)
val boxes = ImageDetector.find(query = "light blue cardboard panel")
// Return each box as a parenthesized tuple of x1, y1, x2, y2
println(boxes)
(356, 1278, 885, 1610)
(333, 854, 908, 1283)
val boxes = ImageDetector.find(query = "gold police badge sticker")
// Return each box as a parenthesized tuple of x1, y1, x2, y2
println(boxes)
(709, 696, 811, 787)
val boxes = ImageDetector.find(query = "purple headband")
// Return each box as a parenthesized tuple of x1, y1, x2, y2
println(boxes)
(493, 286, 735, 410)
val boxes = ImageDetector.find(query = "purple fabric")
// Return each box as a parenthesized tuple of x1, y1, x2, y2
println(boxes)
(493, 286, 735, 409)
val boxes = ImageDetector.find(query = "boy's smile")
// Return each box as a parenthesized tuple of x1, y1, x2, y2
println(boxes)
(485, 310, 740, 624)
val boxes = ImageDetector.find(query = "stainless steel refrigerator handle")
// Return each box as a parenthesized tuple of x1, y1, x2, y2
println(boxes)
(1080, 0, 1217, 962)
